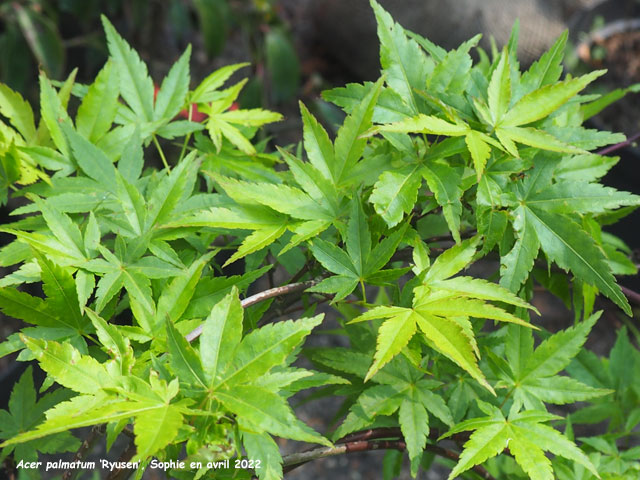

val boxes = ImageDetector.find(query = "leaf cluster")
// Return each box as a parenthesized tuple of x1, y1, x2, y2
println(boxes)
(0, 2, 639, 480)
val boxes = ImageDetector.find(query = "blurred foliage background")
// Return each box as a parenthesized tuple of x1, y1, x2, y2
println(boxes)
(0, 0, 302, 112)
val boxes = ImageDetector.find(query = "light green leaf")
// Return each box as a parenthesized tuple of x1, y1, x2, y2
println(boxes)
(154, 46, 191, 121)
(146, 152, 199, 230)
(555, 154, 618, 183)
(501, 70, 604, 127)
(220, 108, 282, 127)
(200, 288, 243, 382)
(62, 122, 117, 193)
(39, 74, 71, 157)
(155, 251, 215, 325)
(21, 337, 107, 394)
(30, 195, 85, 261)
(424, 236, 480, 283)
(528, 207, 630, 315)
(448, 423, 508, 479)
(102, 15, 154, 121)
(529, 182, 640, 214)
(225, 225, 287, 266)
(76, 61, 120, 142)
(370, 164, 422, 228)
(242, 430, 283, 480)
(431, 276, 534, 311)
(422, 163, 463, 243)
(521, 312, 599, 381)
(366, 309, 416, 381)
(218, 386, 330, 446)
(299, 102, 335, 182)
(399, 395, 429, 475)
(0, 287, 58, 327)
(371, 0, 432, 112)
(346, 198, 371, 276)
(310, 239, 357, 278)
(334, 77, 383, 183)
(36, 252, 84, 331)
(191, 63, 249, 104)
(487, 49, 511, 124)
(166, 321, 207, 389)
(521, 375, 612, 405)
(220, 315, 323, 387)
(500, 206, 540, 292)
(518, 30, 567, 97)
(497, 126, 585, 154)
(0, 83, 36, 142)
(132, 402, 183, 461)
(465, 130, 492, 181)
(307, 275, 359, 302)
(373, 114, 468, 137)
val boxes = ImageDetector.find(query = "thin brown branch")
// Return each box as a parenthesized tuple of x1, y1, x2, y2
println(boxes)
(336, 427, 403, 444)
(105, 441, 137, 480)
(185, 279, 319, 342)
(597, 131, 640, 156)
(282, 440, 406, 474)
(281, 438, 495, 480)
(62, 425, 106, 480)
(621, 285, 640, 306)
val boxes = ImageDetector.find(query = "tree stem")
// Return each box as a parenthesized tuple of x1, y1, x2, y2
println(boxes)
(185, 279, 319, 342)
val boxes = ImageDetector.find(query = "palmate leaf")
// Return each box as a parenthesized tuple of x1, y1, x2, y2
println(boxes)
(500, 69, 604, 127)
(219, 315, 323, 387)
(370, 164, 422, 228)
(500, 162, 638, 314)
(200, 288, 243, 383)
(322, 82, 413, 123)
(21, 336, 108, 395)
(422, 163, 463, 242)
(0, 83, 37, 142)
(517, 30, 567, 99)
(242, 430, 282, 480)
(333, 77, 383, 185)
(441, 402, 598, 480)
(154, 46, 191, 121)
(76, 60, 120, 142)
(0, 367, 78, 462)
(102, 16, 154, 121)
(2, 376, 188, 464)
(487, 49, 511, 125)
(495, 313, 612, 410)
(352, 238, 535, 387)
(371, 0, 432, 113)
(219, 386, 330, 446)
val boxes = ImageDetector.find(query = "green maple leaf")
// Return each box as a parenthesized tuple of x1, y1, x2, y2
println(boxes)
(441, 400, 599, 480)
(0, 367, 79, 463)
(309, 198, 409, 301)
(499, 158, 640, 315)
(490, 313, 612, 411)
(351, 236, 537, 386)
(333, 355, 452, 476)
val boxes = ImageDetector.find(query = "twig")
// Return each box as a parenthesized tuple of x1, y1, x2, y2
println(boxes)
(597, 131, 640, 156)
(621, 285, 640, 306)
(282, 440, 406, 474)
(281, 438, 496, 480)
(185, 279, 319, 342)
(105, 441, 137, 480)
(62, 425, 106, 480)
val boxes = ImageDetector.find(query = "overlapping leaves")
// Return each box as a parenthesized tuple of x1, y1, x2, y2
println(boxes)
(351, 237, 537, 387)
